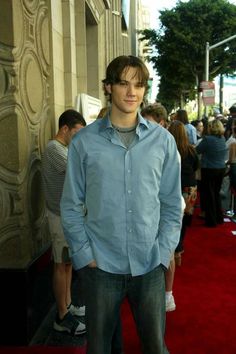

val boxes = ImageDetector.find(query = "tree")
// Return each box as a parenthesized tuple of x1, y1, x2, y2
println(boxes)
(139, 0, 236, 115)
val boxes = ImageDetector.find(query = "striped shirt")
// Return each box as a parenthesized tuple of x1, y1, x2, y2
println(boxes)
(42, 140, 67, 215)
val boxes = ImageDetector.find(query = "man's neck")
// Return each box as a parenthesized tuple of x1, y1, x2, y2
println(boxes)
(110, 110, 138, 128)
(55, 133, 67, 146)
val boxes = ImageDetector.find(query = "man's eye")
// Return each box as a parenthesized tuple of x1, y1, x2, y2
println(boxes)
(119, 81, 128, 86)
(136, 83, 145, 88)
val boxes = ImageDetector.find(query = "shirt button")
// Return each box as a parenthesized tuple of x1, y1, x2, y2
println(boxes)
(128, 209, 132, 213)
(129, 229, 132, 233)
(128, 169, 131, 173)
(127, 190, 132, 194)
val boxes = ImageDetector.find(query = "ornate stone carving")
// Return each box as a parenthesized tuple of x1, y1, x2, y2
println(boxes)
(0, 186, 10, 222)
(39, 106, 52, 155)
(22, 0, 39, 14)
(35, 6, 50, 75)
(0, 106, 29, 182)
(0, 0, 50, 268)
(0, 65, 7, 99)
(12, 1, 25, 60)
(27, 156, 51, 256)
(28, 157, 44, 225)
(19, 50, 44, 123)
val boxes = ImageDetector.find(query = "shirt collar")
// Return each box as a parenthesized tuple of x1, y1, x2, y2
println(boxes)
(137, 112, 149, 130)
(98, 111, 149, 134)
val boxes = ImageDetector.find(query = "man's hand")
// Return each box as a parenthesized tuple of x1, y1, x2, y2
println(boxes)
(88, 260, 97, 268)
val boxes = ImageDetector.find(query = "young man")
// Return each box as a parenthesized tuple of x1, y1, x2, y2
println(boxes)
(42, 109, 86, 335)
(141, 103, 168, 128)
(61, 56, 183, 353)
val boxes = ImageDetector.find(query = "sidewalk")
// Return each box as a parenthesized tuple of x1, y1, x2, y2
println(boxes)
(30, 277, 86, 347)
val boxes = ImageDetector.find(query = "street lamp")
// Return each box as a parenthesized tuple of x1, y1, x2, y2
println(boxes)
(204, 34, 236, 115)
(205, 34, 236, 81)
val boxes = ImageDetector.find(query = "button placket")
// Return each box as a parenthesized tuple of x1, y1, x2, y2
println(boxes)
(125, 151, 133, 237)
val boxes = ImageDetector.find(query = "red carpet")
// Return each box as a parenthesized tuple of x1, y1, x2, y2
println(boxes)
(0, 348, 85, 354)
(1, 212, 236, 354)
(165, 214, 236, 354)
(122, 212, 236, 354)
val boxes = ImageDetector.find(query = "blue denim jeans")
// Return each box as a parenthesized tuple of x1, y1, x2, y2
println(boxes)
(79, 265, 169, 354)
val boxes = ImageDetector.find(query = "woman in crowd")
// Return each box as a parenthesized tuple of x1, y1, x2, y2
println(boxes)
(142, 103, 178, 312)
(175, 109, 197, 145)
(196, 119, 227, 227)
(168, 120, 199, 263)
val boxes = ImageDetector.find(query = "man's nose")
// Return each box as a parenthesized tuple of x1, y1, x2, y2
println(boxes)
(127, 83, 135, 95)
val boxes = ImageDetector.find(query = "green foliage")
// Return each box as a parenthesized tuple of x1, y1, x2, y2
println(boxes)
(139, 0, 236, 111)
(188, 112, 198, 121)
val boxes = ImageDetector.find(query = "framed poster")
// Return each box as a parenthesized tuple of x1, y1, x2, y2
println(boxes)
(75, 93, 102, 124)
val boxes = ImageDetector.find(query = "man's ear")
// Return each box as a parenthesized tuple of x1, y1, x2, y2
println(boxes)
(61, 125, 69, 134)
(104, 83, 112, 94)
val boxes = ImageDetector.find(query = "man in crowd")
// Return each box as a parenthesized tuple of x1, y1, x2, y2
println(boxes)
(225, 105, 236, 140)
(42, 109, 86, 335)
(141, 103, 168, 128)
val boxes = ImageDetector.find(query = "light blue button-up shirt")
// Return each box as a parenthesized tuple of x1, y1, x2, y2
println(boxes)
(185, 123, 197, 145)
(60, 114, 182, 276)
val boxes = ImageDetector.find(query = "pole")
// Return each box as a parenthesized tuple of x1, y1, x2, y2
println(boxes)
(210, 33, 236, 50)
(204, 34, 236, 116)
(205, 34, 236, 81)
(205, 42, 209, 81)
(204, 42, 210, 117)
(219, 74, 224, 114)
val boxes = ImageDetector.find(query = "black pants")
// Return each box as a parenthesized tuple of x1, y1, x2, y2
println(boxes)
(201, 168, 225, 226)
(175, 213, 192, 253)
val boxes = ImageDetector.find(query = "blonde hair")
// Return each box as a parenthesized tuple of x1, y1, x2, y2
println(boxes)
(208, 119, 225, 136)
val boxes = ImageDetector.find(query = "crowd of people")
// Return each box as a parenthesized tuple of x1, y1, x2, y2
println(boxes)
(41, 54, 236, 354)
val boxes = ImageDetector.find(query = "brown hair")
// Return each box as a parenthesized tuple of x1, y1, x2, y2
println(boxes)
(168, 120, 195, 159)
(141, 104, 168, 122)
(102, 55, 149, 99)
(97, 107, 109, 119)
(175, 109, 189, 124)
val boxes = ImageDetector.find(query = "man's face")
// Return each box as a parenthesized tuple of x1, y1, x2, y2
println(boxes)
(197, 122, 204, 134)
(65, 123, 84, 144)
(106, 67, 146, 115)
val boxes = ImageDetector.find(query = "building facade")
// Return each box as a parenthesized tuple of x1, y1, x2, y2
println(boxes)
(0, 0, 142, 344)
(0, 0, 139, 270)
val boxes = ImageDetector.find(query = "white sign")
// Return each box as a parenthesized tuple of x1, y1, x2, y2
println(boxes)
(75, 93, 102, 124)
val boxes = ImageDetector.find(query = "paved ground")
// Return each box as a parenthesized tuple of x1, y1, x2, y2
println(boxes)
(30, 278, 86, 347)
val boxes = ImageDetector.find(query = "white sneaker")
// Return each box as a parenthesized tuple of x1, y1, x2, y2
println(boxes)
(68, 304, 85, 316)
(53, 312, 86, 335)
(224, 210, 234, 217)
(166, 294, 176, 312)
